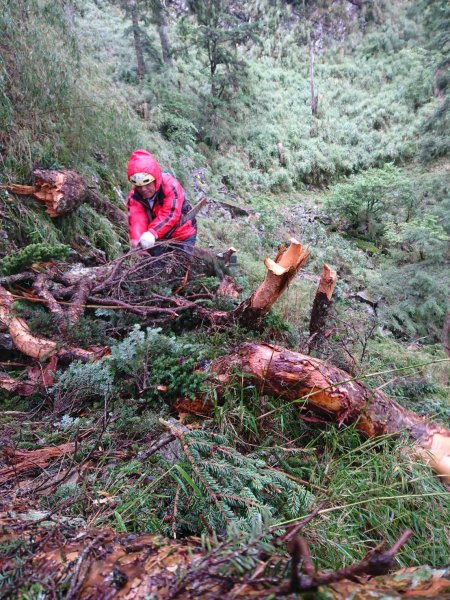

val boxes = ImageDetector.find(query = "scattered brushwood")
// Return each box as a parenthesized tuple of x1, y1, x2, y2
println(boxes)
(1, 508, 447, 599)
(0, 238, 309, 379)
(0, 355, 57, 396)
(210, 342, 450, 481)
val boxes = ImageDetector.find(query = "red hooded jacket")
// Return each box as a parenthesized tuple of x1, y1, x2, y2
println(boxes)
(126, 150, 197, 245)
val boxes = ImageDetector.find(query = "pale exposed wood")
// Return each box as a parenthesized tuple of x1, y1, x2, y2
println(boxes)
(233, 238, 310, 327)
(211, 342, 450, 481)
(0, 285, 100, 362)
(33, 169, 89, 217)
(0, 184, 36, 195)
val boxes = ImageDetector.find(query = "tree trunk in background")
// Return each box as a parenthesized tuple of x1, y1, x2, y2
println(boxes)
(309, 41, 318, 117)
(443, 312, 450, 357)
(211, 342, 450, 481)
(129, 0, 146, 78)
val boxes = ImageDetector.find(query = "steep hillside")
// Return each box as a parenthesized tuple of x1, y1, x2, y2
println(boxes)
(0, 1, 449, 596)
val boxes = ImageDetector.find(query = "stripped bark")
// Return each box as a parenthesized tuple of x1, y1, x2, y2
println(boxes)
(309, 264, 337, 350)
(210, 342, 450, 481)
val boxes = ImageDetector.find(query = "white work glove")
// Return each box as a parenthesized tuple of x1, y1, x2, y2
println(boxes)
(138, 231, 156, 249)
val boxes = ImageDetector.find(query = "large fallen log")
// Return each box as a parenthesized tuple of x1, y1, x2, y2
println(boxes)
(210, 342, 450, 481)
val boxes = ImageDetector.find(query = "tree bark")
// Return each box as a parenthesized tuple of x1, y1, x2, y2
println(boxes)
(309, 264, 337, 350)
(128, 0, 146, 78)
(277, 142, 286, 166)
(0, 522, 448, 599)
(309, 41, 319, 117)
(210, 342, 450, 481)
(153, 0, 173, 66)
(85, 188, 128, 230)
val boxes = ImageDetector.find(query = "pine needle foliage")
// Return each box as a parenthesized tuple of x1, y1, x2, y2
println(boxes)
(0, 242, 71, 275)
(111, 428, 314, 536)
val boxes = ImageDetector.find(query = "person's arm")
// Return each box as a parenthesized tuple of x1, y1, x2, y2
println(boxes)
(147, 178, 184, 240)
(127, 196, 150, 246)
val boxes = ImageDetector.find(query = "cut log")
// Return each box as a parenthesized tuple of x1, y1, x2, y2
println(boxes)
(309, 264, 337, 350)
(232, 238, 310, 327)
(0, 520, 448, 599)
(2, 169, 127, 231)
(0, 285, 102, 362)
(210, 342, 450, 481)
(32, 169, 89, 216)
(0, 442, 75, 485)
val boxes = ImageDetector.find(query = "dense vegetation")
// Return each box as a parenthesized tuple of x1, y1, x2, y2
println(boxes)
(0, 0, 449, 595)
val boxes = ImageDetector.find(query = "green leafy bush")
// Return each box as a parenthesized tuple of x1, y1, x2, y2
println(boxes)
(325, 164, 416, 242)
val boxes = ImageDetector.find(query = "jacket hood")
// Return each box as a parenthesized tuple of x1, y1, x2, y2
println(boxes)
(127, 149, 163, 190)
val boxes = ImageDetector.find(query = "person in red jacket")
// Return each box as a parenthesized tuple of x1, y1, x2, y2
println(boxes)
(127, 149, 197, 254)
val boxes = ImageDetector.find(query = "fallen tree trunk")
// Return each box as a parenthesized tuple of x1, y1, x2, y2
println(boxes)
(0, 285, 103, 362)
(1, 169, 127, 231)
(210, 342, 450, 481)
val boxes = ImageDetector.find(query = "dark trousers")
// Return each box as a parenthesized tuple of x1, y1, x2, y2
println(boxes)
(149, 234, 197, 257)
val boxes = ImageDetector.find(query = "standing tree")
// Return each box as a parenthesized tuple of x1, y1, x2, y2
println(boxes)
(145, 0, 173, 65)
(179, 0, 258, 147)
(126, 0, 147, 78)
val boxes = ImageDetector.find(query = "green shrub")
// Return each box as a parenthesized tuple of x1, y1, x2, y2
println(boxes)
(109, 326, 206, 401)
(325, 164, 417, 242)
